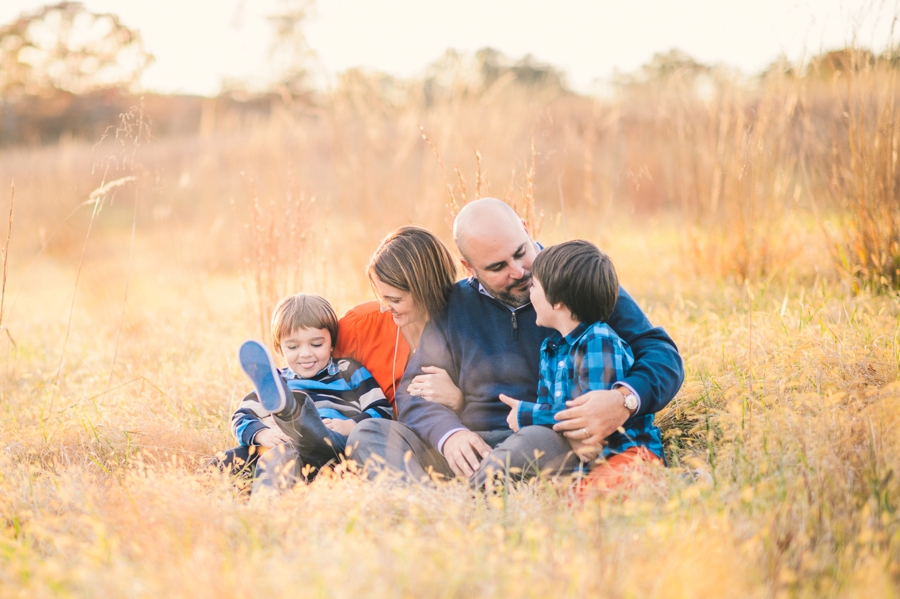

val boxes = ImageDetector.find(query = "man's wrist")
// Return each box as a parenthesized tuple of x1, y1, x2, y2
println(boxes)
(437, 427, 467, 455)
(614, 384, 640, 416)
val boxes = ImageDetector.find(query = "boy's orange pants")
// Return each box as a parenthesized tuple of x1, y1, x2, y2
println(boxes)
(577, 446, 663, 497)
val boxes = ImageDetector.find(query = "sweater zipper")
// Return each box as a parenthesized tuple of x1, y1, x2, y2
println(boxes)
(471, 279, 527, 340)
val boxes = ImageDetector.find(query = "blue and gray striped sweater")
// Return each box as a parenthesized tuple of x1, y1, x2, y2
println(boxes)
(231, 357, 391, 446)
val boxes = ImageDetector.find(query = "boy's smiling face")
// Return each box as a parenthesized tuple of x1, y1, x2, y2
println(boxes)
(277, 327, 332, 377)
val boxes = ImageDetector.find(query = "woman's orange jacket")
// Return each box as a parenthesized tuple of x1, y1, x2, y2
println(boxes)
(334, 301, 410, 405)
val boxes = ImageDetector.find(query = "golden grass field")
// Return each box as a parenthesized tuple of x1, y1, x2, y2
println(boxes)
(0, 55, 898, 597)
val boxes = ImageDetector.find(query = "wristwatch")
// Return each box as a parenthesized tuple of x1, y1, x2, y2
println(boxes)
(618, 387, 638, 415)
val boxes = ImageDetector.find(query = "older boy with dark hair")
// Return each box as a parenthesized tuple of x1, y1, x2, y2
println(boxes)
(493, 240, 663, 486)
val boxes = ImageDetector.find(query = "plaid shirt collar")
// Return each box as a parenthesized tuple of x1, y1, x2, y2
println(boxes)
(283, 358, 339, 380)
(544, 321, 591, 353)
(562, 321, 591, 346)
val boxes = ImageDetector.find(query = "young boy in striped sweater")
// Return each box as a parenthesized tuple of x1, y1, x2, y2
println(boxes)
(232, 293, 392, 492)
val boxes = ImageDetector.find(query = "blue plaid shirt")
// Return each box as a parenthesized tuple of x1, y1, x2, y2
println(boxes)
(516, 321, 664, 460)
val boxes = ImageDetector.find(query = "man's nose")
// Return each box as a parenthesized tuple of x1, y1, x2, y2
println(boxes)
(510, 261, 525, 279)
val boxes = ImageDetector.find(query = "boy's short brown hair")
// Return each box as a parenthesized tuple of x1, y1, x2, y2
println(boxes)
(532, 240, 619, 324)
(270, 293, 338, 350)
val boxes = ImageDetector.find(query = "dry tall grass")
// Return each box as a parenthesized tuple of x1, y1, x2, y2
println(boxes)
(0, 55, 897, 597)
(807, 50, 900, 291)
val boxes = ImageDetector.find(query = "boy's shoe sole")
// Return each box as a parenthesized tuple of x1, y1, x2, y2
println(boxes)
(239, 340, 287, 413)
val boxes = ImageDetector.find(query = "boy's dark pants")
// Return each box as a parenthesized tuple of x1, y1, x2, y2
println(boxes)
(210, 396, 349, 493)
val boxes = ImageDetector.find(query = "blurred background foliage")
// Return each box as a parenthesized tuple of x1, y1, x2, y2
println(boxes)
(0, 1, 897, 295)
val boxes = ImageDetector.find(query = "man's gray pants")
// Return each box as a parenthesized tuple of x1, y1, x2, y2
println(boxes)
(346, 419, 581, 486)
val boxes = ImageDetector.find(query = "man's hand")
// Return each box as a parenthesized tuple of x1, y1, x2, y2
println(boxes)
(552, 389, 631, 447)
(498, 394, 521, 432)
(253, 426, 291, 448)
(442, 430, 491, 478)
(323, 418, 356, 436)
(408, 366, 464, 413)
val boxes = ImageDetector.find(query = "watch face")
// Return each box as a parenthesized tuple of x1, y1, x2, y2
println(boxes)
(624, 394, 638, 410)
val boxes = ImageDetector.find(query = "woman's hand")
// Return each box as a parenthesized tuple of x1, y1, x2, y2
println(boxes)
(407, 366, 464, 413)
(254, 426, 291, 448)
(498, 394, 521, 432)
(323, 418, 356, 436)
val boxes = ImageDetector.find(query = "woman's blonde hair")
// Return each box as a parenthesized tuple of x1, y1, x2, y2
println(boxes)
(367, 226, 457, 320)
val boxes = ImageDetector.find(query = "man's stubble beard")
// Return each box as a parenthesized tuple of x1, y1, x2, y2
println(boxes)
(480, 273, 533, 308)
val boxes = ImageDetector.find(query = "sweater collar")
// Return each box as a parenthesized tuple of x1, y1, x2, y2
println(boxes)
(283, 358, 338, 380)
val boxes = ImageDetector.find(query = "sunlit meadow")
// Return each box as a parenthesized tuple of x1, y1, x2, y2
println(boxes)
(0, 52, 898, 598)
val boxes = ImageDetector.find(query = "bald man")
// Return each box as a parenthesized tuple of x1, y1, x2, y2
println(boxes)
(347, 198, 684, 485)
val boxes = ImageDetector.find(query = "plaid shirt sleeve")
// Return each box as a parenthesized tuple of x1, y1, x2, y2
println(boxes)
(517, 340, 560, 428)
(574, 328, 633, 397)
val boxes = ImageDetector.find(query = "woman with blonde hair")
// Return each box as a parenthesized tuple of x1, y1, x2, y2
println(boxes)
(208, 225, 462, 484)
(334, 225, 462, 411)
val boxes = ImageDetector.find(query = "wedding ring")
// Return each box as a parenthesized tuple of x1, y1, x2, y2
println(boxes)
(581, 427, 589, 438)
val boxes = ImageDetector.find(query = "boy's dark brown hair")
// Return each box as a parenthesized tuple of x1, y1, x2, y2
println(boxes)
(532, 240, 619, 324)
(270, 293, 339, 351)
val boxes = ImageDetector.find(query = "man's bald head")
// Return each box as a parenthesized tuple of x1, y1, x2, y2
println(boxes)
(453, 198, 527, 262)
(452, 198, 538, 307)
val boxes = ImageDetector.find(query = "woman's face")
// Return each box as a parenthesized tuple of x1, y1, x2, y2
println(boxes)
(372, 274, 424, 328)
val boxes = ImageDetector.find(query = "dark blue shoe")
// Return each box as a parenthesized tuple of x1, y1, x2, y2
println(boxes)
(239, 340, 290, 413)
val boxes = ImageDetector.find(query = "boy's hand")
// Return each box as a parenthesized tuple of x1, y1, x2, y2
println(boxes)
(254, 427, 291, 448)
(498, 394, 521, 432)
(323, 418, 356, 436)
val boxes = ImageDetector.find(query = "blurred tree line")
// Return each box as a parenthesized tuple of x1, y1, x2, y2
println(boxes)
(0, 1, 577, 145)
(1, 1, 897, 147)
(0, 1, 290, 145)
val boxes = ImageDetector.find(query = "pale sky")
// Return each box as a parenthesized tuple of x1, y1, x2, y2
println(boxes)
(1, 0, 895, 96)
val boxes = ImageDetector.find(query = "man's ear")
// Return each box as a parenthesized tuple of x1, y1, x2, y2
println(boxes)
(521, 218, 531, 237)
(460, 256, 477, 278)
